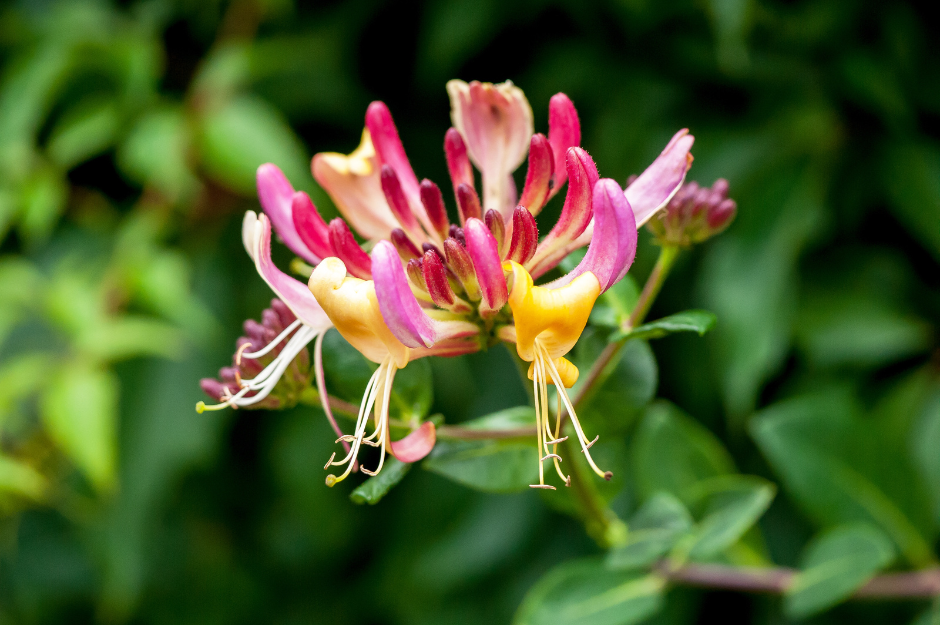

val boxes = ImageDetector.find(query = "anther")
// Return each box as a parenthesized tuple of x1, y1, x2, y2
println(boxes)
(541, 454, 563, 462)
(604, 471, 613, 481)
(234, 342, 253, 367)
(324, 452, 336, 470)
(529, 484, 556, 490)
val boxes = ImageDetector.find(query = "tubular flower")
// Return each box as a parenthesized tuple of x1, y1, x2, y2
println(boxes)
(203, 79, 695, 489)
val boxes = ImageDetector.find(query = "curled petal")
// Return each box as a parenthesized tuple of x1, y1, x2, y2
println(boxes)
(464, 218, 508, 316)
(366, 102, 436, 237)
(389, 421, 437, 462)
(308, 257, 409, 367)
(371, 241, 479, 349)
(549, 179, 637, 293)
(506, 205, 538, 264)
(506, 261, 600, 361)
(256, 164, 320, 264)
(526, 148, 599, 274)
(547, 93, 581, 198)
(291, 191, 333, 261)
(456, 183, 482, 224)
(626, 129, 695, 226)
(444, 128, 474, 197)
(420, 179, 450, 240)
(242, 211, 332, 330)
(519, 133, 554, 216)
(312, 130, 399, 240)
(447, 80, 533, 219)
(380, 165, 421, 235)
(328, 219, 373, 279)
(390, 228, 422, 260)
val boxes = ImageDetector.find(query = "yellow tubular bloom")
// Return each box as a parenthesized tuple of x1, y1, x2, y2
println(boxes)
(504, 261, 609, 490)
(308, 258, 410, 486)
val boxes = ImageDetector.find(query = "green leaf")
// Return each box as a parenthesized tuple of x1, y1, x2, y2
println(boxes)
(18, 165, 67, 245)
(912, 389, 940, 527)
(46, 97, 119, 168)
(0, 454, 47, 502)
(117, 106, 197, 201)
(515, 558, 665, 625)
(0, 353, 54, 428)
(631, 401, 735, 504)
(196, 94, 308, 196)
(682, 475, 775, 560)
(425, 408, 537, 492)
(612, 310, 717, 343)
(349, 457, 410, 505)
(40, 363, 118, 492)
(77, 316, 185, 364)
(607, 493, 693, 571)
(390, 358, 433, 422)
(882, 141, 940, 259)
(751, 391, 936, 566)
(784, 524, 895, 619)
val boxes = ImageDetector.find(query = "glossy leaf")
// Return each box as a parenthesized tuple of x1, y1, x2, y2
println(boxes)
(606, 493, 693, 571)
(611, 310, 717, 343)
(683, 475, 775, 560)
(349, 457, 411, 505)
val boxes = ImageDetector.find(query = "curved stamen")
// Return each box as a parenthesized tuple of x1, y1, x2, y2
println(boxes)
(241, 319, 302, 360)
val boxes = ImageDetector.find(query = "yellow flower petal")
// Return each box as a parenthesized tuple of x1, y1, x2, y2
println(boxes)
(505, 261, 601, 362)
(308, 258, 410, 368)
(527, 356, 579, 388)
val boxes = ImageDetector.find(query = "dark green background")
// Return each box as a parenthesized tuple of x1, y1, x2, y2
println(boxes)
(1, 0, 938, 623)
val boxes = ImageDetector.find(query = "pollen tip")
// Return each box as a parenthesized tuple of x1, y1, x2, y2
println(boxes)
(604, 471, 613, 481)
(195, 401, 206, 414)
(325, 474, 338, 487)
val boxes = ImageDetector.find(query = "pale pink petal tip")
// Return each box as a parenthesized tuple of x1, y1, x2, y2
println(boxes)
(626, 129, 695, 226)
(390, 421, 436, 463)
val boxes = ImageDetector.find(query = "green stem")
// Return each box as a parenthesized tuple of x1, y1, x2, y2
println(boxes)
(625, 244, 680, 332)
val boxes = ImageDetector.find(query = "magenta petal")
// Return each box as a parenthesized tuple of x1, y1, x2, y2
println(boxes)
(420, 179, 450, 240)
(549, 179, 637, 293)
(519, 133, 554, 215)
(547, 93, 581, 198)
(291, 191, 333, 261)
(390, 421, 436, 463)
(444, 127, 474, 197)
(626, 129, 695, 226)
(372, 241, 437, 348)
(256, 164, 319, 264)
(328, 218, 373, 279)
(464, 218, 508, 315)
(456, 183, 483, 224)
(243, 212, 332, 329)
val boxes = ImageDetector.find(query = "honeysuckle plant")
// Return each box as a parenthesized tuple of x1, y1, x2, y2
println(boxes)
(200, 79, 695, 491)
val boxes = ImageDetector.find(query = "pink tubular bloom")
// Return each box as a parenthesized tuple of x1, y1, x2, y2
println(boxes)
(447, 80, 534, 219)
(257, 164, 323, 264)
(547, 93, 581, 198)
(464, 218, 509, 316)
(626, 129, 695, 226)
(519, 133, 554, 215)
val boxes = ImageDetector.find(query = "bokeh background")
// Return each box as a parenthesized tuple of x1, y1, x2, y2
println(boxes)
(1, 0, 939, 623)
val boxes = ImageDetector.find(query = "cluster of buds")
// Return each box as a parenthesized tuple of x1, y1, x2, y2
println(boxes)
(199, 299, 312, 411)
(645, 178, 736, 246)
(200, 79, 706, 491)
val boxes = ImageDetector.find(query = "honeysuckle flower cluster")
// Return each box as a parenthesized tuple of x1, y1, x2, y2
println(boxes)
(199, 79, 695, 490)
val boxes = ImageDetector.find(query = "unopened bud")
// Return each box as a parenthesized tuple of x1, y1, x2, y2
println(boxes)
(647, 178, 737, 246)
(456, 183, 482, 224)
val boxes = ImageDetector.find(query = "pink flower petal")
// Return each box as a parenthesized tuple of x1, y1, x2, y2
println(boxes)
(420, 179, 451, 240)
(256, 164, 320, 264)
(519, 133, 554, 215)
(626, 129, 695, 226)
(447, 80, 533, 219)
(291, 191, 333, 261)
(547, 93, 581, 199)
(242, 211, 332, 330)
(456, 183, 483, 224)
(389, 421, 436, 463)
(371, 241, 479, 348)
(328, 218, 373, 279)
(506, 205, 538, 264)
(444, 127, 474, 198)
(464, 217, 508, 316)
(548, 179, 637, 293)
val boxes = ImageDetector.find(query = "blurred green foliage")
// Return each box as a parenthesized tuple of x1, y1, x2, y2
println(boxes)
(0, 0, 938, 623)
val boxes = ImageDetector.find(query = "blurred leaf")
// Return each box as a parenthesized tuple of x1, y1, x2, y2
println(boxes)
(751, 391, 936, 566)
(0, 454, 47, 502)
(321, 329, 375, 404)
(612, 310, 717, 343)
(77, 316, 185, 363)
(390, 358, 433, 422)
(0, 353, 53, 426)
(682, 475, 775, 560)
(607, 493, 693, 571)
(0, 258, 43, 344)
(883, 141, 940, 259)
(631, 401, 735, 504)
(590, 276, 639, 328)
(40, 363, 118, 492)
(46, 97, 120, 168)
(18, 165, 68, 245)
(515, 558, 665, 625)
(913, 389, 940, 526)
(784, 524, 895, 619)
(117, 106, 197, 201)
(426, 408, 537, 492)
(349, 457, 410, 505)
(911, 603, 940, 625)
(196, 94, 308, 196)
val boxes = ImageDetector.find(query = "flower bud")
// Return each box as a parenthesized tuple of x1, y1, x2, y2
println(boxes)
(646, 178, 737, 246)
(456, 183, 483, 224)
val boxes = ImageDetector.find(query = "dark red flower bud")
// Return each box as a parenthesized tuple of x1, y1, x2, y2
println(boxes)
(456, 183, 482, 224)
(391, 228, 422, 260)
(328, 218, 372, 279)
(419, 179, 450, 240)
